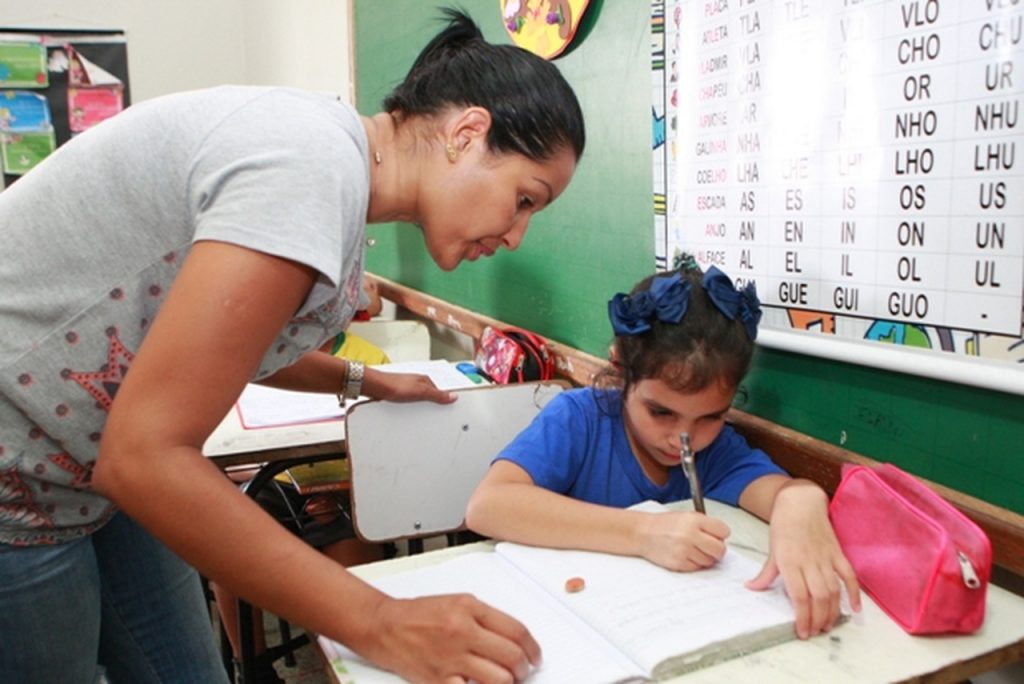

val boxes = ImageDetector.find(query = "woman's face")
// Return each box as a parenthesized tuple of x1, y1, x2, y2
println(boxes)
(417, 144, 577, 271)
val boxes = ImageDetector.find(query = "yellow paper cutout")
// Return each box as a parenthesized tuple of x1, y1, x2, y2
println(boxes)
(501, 0, 593, 60)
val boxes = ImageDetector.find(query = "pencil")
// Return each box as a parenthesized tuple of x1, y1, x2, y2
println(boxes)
(680, 432, 705, 514)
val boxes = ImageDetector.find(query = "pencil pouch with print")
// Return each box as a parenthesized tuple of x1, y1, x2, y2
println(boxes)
(828, 463, 991, 635)
(475, 325, 553, 384)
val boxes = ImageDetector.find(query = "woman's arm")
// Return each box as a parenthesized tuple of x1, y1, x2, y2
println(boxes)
(92, 241, 536, 683)
(259, 349, 456, 405)
(739, 475, 862, 639)
(467, 461, 730, 571)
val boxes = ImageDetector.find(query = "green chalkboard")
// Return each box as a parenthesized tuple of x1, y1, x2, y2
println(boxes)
(353, 1, 1024, 515)
(738, 347, 1024, 514)
(354, 0, 652, 354)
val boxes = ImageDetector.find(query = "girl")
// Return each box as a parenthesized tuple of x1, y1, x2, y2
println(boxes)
(0, 8, 583, 684)
(466, 261, 861, 641)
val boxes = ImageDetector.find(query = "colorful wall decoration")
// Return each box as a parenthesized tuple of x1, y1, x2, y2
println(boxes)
(0, 29, 129, 185)
(501, 0, 594, 59)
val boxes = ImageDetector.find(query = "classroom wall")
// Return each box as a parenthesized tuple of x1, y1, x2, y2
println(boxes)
(355, 0, 655, 358)
(242, 0, 352, 100)
(354, 1, 1024, 516)
(5, 0, 352, 102)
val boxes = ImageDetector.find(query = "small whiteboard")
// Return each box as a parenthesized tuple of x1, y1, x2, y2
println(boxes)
(346, 381, 567, 542)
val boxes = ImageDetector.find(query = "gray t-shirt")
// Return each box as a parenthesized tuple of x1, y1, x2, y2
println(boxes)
(0, 86, 369, 544)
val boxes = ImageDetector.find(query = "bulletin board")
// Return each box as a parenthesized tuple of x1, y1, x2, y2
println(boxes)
(653, 0, 1023, 395)
(0, 28, 129, 187)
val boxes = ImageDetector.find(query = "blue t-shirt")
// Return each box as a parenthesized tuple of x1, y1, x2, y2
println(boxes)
(496, 388, 784, 507)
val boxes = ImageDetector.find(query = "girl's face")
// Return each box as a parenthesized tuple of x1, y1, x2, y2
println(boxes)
(417, 145, 577, 271)
(621, 377, 736, 485)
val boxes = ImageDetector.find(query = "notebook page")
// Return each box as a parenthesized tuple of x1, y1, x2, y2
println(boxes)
(324, 552, 645, 683)
(373, 359, 480, 390)
(236, 384, 343, 428)
(496, 542, 795, 677)
(235, 361, 478, 428)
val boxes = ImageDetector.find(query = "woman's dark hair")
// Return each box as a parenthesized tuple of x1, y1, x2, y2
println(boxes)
(381, 8, 585, 162)
(599, 261, 755, 396)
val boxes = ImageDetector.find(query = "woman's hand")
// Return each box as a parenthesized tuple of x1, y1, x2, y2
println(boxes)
(362, 368, 458, 404)
(636, 510, 731, 572)
(363, 594, 541, 683)
(361, 279, 384, 317)
(744, 480, 862, 639)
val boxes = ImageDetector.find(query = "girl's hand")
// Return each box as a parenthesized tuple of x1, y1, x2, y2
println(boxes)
(365, 594, 540, 683)
(745, 481, 862, 639)
(636, 510, 731, 571)
(362, 368, 458, 404)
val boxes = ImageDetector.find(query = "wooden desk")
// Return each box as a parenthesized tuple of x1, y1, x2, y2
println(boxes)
(318, 500, 1024, 684)
(202, 359, 476, 469)
(202, 400, 346, 469)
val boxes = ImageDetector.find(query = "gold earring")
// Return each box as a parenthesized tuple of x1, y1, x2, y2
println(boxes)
(446, 143, 457, 161)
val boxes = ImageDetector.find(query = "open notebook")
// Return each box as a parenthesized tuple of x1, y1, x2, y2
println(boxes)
(322, 505, 798, 683)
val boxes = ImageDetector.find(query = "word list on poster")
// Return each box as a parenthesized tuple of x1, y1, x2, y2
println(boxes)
(675, 0, 1022, 334)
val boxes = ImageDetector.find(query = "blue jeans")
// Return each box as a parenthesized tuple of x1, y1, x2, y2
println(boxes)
(0, 512, 230, 684)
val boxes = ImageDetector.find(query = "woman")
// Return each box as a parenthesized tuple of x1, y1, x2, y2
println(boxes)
(0, 9, 584, 683)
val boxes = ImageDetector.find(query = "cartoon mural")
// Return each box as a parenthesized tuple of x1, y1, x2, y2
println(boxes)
(501, 0, 593, 59)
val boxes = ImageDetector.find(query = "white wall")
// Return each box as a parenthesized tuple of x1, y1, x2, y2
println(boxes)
(3, 0, 351, 103)
(243, 0, 352, 101)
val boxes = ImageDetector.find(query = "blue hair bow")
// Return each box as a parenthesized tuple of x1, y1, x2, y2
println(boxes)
(608, 272, 691, 336)
(703, 266, 762, 340)
(608, 267, 762, 340)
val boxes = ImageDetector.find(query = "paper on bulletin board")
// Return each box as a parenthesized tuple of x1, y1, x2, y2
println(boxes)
(68, 87, 123, 133)
(0, 89, 55, 175)
(0, 41, 47, 88)
(1, 129, 55, 175)
(0, 90, 51, 132)
(66, 46, 124, 133)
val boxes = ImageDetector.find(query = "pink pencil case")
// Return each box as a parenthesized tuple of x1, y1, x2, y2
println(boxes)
(829, 463, 991, 635)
